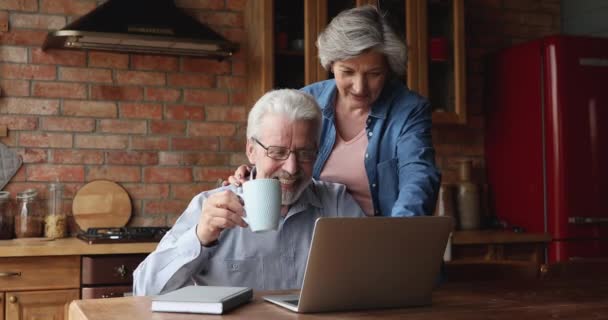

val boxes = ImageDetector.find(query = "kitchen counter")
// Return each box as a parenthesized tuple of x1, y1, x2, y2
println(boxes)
(0, 237, 158, 257)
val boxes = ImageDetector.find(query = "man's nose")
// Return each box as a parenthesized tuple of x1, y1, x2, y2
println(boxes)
(281, 152, 298, 174)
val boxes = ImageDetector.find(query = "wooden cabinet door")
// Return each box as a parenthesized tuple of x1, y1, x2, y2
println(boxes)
(5, 289, 79, 320)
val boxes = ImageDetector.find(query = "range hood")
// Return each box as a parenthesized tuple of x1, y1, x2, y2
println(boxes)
(42, 0, 238, 59)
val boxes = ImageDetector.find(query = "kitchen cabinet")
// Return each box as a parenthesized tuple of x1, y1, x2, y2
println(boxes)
(0, 238, 157, 319)
(246, 0, 467, 124)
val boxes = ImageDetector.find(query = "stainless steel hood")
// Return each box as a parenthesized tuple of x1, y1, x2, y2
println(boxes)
(42, 0, 238, 59)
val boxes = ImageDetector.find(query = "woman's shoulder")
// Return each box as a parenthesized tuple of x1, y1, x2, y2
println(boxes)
(301, 80, 336, 101)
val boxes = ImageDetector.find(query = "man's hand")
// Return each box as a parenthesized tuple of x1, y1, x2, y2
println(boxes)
(196, 190, 247, 246)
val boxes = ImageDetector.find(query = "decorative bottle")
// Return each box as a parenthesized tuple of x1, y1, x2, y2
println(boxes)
(456, 160, 480, 230)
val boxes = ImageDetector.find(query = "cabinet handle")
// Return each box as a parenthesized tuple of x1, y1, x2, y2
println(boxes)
(0, 271, 22, 277)
(115, 264, 128, 279)
(9, 296, 18, 304)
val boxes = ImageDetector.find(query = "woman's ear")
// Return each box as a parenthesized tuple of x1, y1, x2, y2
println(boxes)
(245, 139, 256, 165)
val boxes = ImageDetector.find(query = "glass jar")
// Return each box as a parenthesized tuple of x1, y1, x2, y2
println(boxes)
(45, 182, 67, 239)
(0, 191, 14, 239)
(15, 189, 43, 238)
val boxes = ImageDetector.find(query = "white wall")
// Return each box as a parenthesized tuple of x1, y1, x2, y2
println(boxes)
(561, 0, 608, 37)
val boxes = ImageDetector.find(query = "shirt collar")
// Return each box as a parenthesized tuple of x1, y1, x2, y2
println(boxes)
(320, 79, 404, 120)
(283, 179, 323, 219)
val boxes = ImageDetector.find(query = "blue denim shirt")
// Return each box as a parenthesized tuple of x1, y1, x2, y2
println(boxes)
(302, 79, 440, 217)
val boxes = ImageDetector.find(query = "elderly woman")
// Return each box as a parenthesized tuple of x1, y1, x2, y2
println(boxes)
(232, 5, 440, 217)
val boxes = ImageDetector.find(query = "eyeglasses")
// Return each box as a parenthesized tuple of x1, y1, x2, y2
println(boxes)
(252, 138, 317, 162)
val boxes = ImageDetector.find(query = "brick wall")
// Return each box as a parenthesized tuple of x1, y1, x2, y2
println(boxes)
(0, 0, 560, 227)
(434, 0, 561, 184)
(0, 0, 247, 227)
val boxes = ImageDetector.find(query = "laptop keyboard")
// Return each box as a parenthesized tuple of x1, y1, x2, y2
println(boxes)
(285, 299, 300, 306)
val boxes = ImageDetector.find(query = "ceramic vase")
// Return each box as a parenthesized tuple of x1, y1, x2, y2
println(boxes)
(456, 160, 480, 230)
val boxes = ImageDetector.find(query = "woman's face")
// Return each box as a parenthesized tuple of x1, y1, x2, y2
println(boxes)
(332, 51, 388, 109)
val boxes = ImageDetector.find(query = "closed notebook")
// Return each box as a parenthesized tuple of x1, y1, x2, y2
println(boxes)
(151, 286, 253, 314)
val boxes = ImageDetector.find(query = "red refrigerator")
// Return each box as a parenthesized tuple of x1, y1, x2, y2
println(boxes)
(485, 35, 608, 263)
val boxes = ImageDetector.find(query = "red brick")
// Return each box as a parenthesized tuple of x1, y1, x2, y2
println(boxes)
(99, 119, 147, 134)
(131, 137, 170, 150)
(31, 48, 87, 66)
(189, 122, 235, 136)
(205, 106, 246, 122)
(10, 13, 66, 29)
(230, 153, 248, 166)
(123, 183, 170, 199)
(144, 167, 193, 183)
(0, 63, 56, 80)
(172, 137, 219, 151)
(19, 132, 72, 148)
(226, 0, 246, 11)
(220, 137, 245, 152)
(86, 166, 141, 182)
(196, 12, 243, 28)
(230, 91, 247, 105)
(183, 89, 229, 105)
(119, 103, 163, 119)
(217, 76, 246, 90)
(0, 0, 38, 11)
(165, 105, 205, 120)
(1, 97, 59, 115)
(59, 66, 112, 83)
(175, 0, 224, 10)
(150, 120, 186, 135)
(144, 87, 181, 102)
(194, 167, 234, 182)
(40, 0, 97, 15)
(27, 164, 85, 182)
(0, 79, 29, 96)
(132, 55, 178, 71)
(128, 216, 170, 227)
(0, 46, 28, 63)
(0, 115, 37, 130)
(18, 148, 48, 164)
(171, 183, 217, 200)
(232, 60, 246, 76)
(90, 85, 143, 101)
(88, 51, 129, 69)
(0, 29, 46, 45)
(74, 135, 129, 149)
(51, 149, 104, 164)
(219, 28, 246, 43)
(116, 70, 165, 86)
(63, 100, 117, 118)
(181, 57, 231, 74)
(41, 117, 95, 132)
(106, 151, 158, 165)
(167, 73, 214, 88)
(33, 82, 87, 99)
(143, 199, 189, 215)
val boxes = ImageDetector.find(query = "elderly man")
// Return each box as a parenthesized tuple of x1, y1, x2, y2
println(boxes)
(133, 89, 365, 296)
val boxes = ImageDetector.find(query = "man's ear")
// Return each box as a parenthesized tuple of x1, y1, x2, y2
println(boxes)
(246, 139, 256, 165)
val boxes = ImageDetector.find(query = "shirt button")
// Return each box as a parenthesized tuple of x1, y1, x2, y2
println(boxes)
(375, 210, 380, 215)
(365, 153, 369, 159)
(368, 131, 373, 137)
(367, 118, 371, 123)
(372, 183, 376, 188)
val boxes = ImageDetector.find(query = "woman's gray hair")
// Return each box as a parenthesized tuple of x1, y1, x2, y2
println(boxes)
(317, 5, 407, 77)
(247, 89, 322, 143)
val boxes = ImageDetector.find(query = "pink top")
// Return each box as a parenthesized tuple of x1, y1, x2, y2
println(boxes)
(320, 129, 374, 216)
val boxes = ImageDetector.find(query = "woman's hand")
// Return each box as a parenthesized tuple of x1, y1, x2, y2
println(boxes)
(222, 165, 252, 186)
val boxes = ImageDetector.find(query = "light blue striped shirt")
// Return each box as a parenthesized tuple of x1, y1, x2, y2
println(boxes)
(133, 179, 365, 296)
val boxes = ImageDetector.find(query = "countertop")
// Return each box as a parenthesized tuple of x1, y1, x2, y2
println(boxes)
(0, 237, 158, 257)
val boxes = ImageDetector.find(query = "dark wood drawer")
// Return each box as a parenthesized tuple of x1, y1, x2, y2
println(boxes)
(81, 254, 146, 285)
(81, 285, 133, 299)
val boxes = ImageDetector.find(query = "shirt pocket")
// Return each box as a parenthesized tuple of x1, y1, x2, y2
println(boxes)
(377, 158, 398, 216)
(222, 258, 263, 289)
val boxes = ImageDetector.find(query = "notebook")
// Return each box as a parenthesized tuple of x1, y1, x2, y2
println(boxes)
(264, 216, 453, 313)
(151, 285, 253, 314)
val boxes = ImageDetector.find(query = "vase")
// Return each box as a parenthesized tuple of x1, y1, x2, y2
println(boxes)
(456, 160, 480, 230)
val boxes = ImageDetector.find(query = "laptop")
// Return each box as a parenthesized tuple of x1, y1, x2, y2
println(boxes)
(263, 216, 453, 313)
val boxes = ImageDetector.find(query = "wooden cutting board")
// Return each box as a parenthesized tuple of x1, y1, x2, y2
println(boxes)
(72, 180, 132, 231)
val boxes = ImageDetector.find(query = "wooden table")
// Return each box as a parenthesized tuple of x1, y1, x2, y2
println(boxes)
(69, 280, 608, 319)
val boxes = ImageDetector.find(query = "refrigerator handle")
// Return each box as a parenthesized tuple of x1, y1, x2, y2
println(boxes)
(568, 217, 608, 224)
